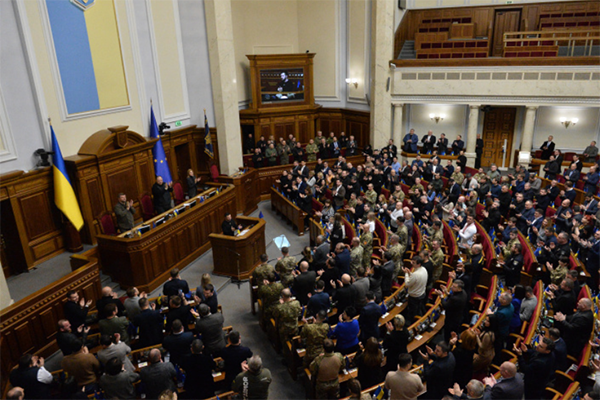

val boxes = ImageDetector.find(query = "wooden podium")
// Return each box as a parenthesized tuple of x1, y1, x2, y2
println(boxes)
(209, 216, 266, 280)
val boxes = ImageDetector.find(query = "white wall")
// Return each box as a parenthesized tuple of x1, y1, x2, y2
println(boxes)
(406, 103, 467, 143)
(533, 106, 600, 151)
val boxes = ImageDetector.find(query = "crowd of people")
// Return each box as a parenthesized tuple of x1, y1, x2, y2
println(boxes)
(7, 131, 600, 400)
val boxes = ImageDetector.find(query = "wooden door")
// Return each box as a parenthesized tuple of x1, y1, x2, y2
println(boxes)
(492, 10, 521, 56)
(481, 108, 517, 168)
(174, 143, 191, 185)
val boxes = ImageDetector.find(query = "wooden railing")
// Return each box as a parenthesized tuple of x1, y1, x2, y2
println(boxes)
(270, 187, 307, 235)
(504, 29, 600, 57)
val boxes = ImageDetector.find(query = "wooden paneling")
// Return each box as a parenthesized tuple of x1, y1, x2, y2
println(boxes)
(19, 192, 56, 240)
(481, 107, 517, 168)
(0, 257, 101, 392)
(392, 55, 598, 67)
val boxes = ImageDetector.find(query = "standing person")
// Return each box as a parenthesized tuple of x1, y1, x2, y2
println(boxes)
(273, 288, 301, 348)
(358, 292, 382, 341)
(403, 256, 428, 323)
(310, 339, 345, 400)
(186, 169, 201, 198)
(219, 331, 253, 390)
(403, 129, 418, 153)
(63, 290, 93, 330)
(61, 342, 101, 392)
(483, 361, 524, 399)
(330, 306, 360, 355)
(354, 337, 384, 390)
(475, 133, 484, 169)
(99, 357, 139, 400)
(232, 356, 272, 400)
(384, 353, 424, 400)
(419, 342, 456, 400)
(114, 193, 135, 233)
(195, 304, 226, 356)
(382, 315, 409, 374)
(435, 279, 468, 343)
(276, 246, 298, 288)
(554, 298, 595, 356)
(179, 339, 217, 399)
(540, 135, 555, 160)
(221, 212, 242, 236)
(513, 338, 556, 400)
(9, 354, 52, 400)
(132, 298, 164, 348)
(152, 176, 173, 214)
(163, 268, 190, 297)
(139, 349, 177, 400)
(301, 310, 330, 368)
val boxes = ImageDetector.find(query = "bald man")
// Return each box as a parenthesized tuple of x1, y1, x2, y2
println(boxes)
(96, 286, 125, 320)
(554, 297, 595, 356)
(139, 348, 177, 399)
(483, 361, 524, 399)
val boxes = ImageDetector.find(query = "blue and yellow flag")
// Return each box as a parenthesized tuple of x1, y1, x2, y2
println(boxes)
(150, 106, 172, 183)
(51, 125, 84, 230)
(204, 110, 214, 159)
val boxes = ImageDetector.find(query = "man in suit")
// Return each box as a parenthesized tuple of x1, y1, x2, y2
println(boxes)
(63, 291, 93, 330)
(544, 155, 559, 180)
(386, 139, 397, 158)
(515, 200, 535, 234)
(163, 268, 190, 297)
(332, 274, 355, 321)
(583, 230, 600, 289)
(451, 135, 465, 155)
(152, 176, 173, 214)
(513, 337, 556, 400)
(540, 135, 555, 160)
(358, 291, 382, 341)
(139, 349, 177, 399)
(219, 331, 253, 389)
(448, 178, 461, 205)
(527, 208, 544, 243)
(403, 129, 418, 153)
(437, 133, 449, 155)
(562, 182, 577, 204)
(97, 333, 135, 372)
(422, 130, 436, 154)
(475, 133, 484, 169)
(163, 319, 194, 367)
(565, 163, 580, 184)
(483, 361, 524, 399)
(313, 235, 330, 271)
(292, 261, 317, 305)
(419, 341, 456, 400)
(96, 286, 126, 320)
(195, 303, 226, 355)
(547, 278, 577, 316)
(429, 158, 443, 177)
(449, 380, 485, 400)
(436, 279, 468, 343)
(583, 165, 599, 194)
(132, 298, 164, 349)
(554, 199, 573, 234)
(332, 179, 346, 210)
(554, 297, 595, 356)
(548, 328, 568, 371)
(333, 242, 351, 276)
(570, 154, 583, 172)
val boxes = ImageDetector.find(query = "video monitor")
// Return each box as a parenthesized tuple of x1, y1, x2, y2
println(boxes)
(188, 200, 197, 208)
(260, 68, 305, 104)
(155, 218, 165, 227)
(138, 225, 151, 235)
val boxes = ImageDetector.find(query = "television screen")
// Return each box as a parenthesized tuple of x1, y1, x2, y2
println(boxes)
(155, 218, 165, 227)
(260, 68, 305, 104)
(138, 225, 151, 235)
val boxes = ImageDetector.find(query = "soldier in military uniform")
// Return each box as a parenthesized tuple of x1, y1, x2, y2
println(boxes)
(349, 237, 363, 278)
(253, 254, 275, 289)
(384, 234, 405, 282)
(392, 185, 405, 204)
(273, 288, 301, 349)
(502, 229, 519, 259)
(326, 132, 336, 145)
(310, 339, 344, 399)
(265, 143, 277, 166)
(279, 140, 291, 165)
(258, 273, 284, 328)
(409, 178, 425, 195)
(395, 217, 409, 250)
(451, 166, 465, 186)
(430, 239, 445, 284)
(306, 139, 319, 162)
(301, 309, 330, 368)
(364, 184, 377, 209)
(276, 247, 297, 287)
(360, 223, 373, 269)
(424, 220, 444, 249)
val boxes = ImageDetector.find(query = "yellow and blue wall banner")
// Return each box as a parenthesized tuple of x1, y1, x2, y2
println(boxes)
(46, 0, 129, 114)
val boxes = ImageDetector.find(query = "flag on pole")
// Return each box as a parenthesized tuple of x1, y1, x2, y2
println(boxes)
(259, 211, 264, 219)
(204, 110, 214, 159)
(150, 106, 173, 182)
(51, 124, 84, 230)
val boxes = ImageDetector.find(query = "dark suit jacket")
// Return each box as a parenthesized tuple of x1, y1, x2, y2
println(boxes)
(165, 305, 193, 332)
(220, 345, 253, 388)
(195, 313, 226, 355)
(132, 309, 165, 348)
(442, 290, 468, 331)
(96, 296, 126, 320)
(163, 331, 194, 366)
(437, 138, 449, 154)
(552, 289, 576, 316)
(334, 249, 351, 275)
(423, 353, 456, 400)
(554, 337, 568, 371)
(63, 301, 89, 329)
(519, 350, 555, 398)
(293, 271, 317, 305)
(566, 169, 580, 183)
(541, 141, 555, 159)
(483, 374, 524, 400)
(163, 278, 190, 297)
(556, 309, 594, 356)
(333, 285, 354, 317)
(359, 301, 382, 341)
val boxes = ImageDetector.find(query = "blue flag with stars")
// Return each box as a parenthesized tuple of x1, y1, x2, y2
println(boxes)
(150, 106, 172, 183)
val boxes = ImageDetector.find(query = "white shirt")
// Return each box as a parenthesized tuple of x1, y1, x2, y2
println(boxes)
(390, 208, 404, 227)
(458, 223, 477, 248)
(367, 220, 375, 233)
(38, 366, 53, 384)
(405, 266, 428, 298)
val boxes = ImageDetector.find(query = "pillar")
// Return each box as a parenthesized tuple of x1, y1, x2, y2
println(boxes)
(519, 106, 538, 166)
(0, 264, 13, 310)
(392, 103, 404, 150)
(204, 0, 243, 176)
(465, 105, 480, 168)
(369, 0, 395, 150)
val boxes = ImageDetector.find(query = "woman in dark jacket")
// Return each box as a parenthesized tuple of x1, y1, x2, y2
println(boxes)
(451, 329, 478, 387)
(354, 337, 384, 390)
(382, 315, 409, 374)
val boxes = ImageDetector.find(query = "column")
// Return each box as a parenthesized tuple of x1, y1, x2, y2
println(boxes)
(0, 265, 13, 309)
(465, 105, 480, 168)
(392, 103, 404, 150)
(369, 0, 395, 149)
(204, 0, 243, 176)
(519, 106, 538, 166)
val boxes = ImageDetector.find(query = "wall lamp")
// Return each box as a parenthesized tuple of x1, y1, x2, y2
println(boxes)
(559, 117, 578, 128)
(429, 113, 445, 123)
(345, 78, 358, 88)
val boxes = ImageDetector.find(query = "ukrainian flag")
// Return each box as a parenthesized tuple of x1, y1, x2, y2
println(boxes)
(204, 111, 214, 159)
(51, 125, 84, 230)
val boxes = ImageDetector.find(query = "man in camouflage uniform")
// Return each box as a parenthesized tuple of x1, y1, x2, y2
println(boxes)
(360, 223, 373, 269)
(273, 288, 301, 349)
(392, 186, 405, 204)
(301, 309, 330, 368)
(265, 143, 277, 166)
(258, 273, 284, 328)
(395, 217, 409, 250)
(310, 339, 344, 399)
(430, 239, 445, 284)
(253, 254, 275, 289)
(276, 246, 297, 287)
(473, 168, 486, 183)
(349, 237, 363, 278)
(326, 132, 336, 145)
(279, 140, 290, 165)
(306, 139, 318, 162)
(424, 220, 444, 249)
(502, 229, 519, 259)
(409, 178, 425, 195)
(364, 184, 377, 209)
(451, 166, 465, 186)
(384, 234, 405, 282)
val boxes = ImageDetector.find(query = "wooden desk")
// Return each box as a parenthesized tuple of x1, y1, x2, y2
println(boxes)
(96, 185, 237, 292)
(209, 216, 266, 280)
(218, 169, 260, 215)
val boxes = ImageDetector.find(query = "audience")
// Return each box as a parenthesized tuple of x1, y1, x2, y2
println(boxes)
(139, 348, 177, 399)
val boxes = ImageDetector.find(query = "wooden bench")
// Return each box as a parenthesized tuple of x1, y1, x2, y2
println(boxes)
(270, 187, 307, 235)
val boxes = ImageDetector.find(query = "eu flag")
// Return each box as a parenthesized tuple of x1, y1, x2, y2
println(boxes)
(150, 106, 172, 183)
(204, 110, 214, 159)
(50, 124, 84, 230)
